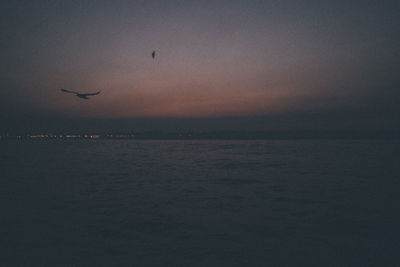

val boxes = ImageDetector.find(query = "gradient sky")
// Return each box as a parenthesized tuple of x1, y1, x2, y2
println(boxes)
(1, 0, 399, 131)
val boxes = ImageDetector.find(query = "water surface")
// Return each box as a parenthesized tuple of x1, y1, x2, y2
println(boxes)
(1, 140, 399, 266)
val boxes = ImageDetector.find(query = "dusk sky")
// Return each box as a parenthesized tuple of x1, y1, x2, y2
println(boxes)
(1, 0, 399, 132)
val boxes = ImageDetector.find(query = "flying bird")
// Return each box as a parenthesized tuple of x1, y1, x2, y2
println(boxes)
(60, 88, 101, 100)
(152, 50, 155, 59)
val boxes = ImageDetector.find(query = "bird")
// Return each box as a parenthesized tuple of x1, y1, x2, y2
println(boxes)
(152, 50, 155, 59)
(60, 88, 101, 100)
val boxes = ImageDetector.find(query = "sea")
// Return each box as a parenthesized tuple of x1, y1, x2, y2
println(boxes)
(1, 139, 399, 266)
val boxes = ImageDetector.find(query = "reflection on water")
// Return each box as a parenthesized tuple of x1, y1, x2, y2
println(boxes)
(1, 140, 399, 266)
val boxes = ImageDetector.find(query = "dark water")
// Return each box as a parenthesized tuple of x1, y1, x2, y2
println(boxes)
(1, 140, 399, 266)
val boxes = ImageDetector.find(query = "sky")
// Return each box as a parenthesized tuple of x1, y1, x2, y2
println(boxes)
(1, 0, 399, 132)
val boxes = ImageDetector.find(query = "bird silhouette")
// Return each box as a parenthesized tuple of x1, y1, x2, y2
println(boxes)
(152, 50, 155, 59)
(60, 88, 101, 100)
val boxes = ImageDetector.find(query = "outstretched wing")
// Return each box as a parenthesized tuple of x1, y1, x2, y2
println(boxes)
(61, 88, 79, 94)
(81, 91, 101, 97)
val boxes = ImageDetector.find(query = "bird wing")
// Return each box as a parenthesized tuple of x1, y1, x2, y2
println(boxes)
(152, 51, 155, 58)
(61, 88, 79, 94)
(81, 91, 101, 96)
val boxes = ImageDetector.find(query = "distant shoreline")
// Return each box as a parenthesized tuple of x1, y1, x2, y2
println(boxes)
(1, 131, 399, 141)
